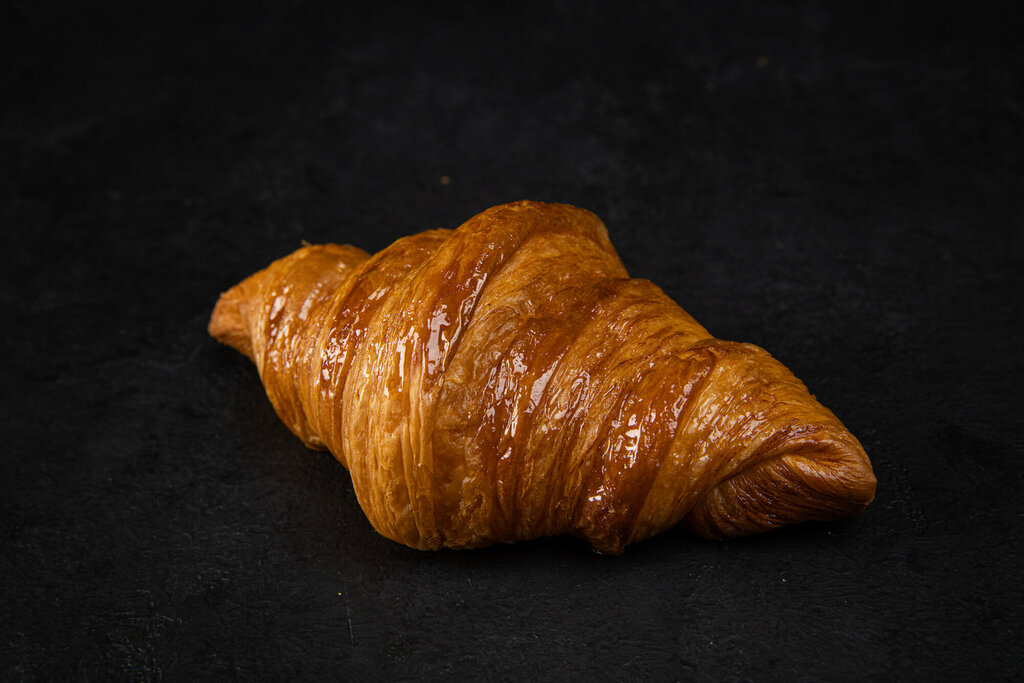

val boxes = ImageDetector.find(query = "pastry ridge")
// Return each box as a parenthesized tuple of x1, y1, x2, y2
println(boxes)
(209, 200, 876, 554)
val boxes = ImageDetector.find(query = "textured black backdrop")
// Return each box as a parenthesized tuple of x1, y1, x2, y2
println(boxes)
(3, 1, 1022, 680)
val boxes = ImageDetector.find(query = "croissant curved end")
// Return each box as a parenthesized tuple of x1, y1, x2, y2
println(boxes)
(209, 281, 257, 361)
(683, 426, 877, 540)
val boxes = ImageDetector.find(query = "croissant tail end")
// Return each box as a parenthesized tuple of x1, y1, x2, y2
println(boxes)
(208, 273, 264, 362)
(683, 432, 877, 540)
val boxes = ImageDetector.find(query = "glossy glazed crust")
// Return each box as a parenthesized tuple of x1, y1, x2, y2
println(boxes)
(209, 201, 876, 554)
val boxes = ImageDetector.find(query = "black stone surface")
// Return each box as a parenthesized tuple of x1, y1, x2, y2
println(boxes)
(3, 1, 1021, 680)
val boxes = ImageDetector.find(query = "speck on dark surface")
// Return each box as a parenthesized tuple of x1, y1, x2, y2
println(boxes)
(2, 1, 1021, 680)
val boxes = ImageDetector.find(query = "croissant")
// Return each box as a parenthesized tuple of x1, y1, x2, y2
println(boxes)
(209, 200, 875, 554)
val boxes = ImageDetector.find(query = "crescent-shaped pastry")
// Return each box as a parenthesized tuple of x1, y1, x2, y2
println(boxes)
(209, 201, 876, 554)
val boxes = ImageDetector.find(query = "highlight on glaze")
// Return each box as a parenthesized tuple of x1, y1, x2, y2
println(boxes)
(209, 201, 876, 554)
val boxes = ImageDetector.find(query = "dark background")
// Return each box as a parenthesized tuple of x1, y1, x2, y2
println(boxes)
(3, 1, 1022, 680)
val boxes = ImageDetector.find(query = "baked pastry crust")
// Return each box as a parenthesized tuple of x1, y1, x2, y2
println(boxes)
(209, 201, 876, 554)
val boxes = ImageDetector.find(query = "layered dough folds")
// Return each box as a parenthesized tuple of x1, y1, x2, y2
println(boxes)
(209, 201, 876, 554)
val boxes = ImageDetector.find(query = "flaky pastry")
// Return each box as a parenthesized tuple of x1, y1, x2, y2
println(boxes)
(209, 201, 876, 554)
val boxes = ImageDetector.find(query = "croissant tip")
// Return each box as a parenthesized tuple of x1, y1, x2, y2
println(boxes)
(208, 280, 257, 360)
(809, 439, 877, 506)
(680, 426, 877, 540)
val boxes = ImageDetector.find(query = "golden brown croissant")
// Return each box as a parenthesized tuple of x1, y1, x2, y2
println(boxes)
(209, 200, 876, 554)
